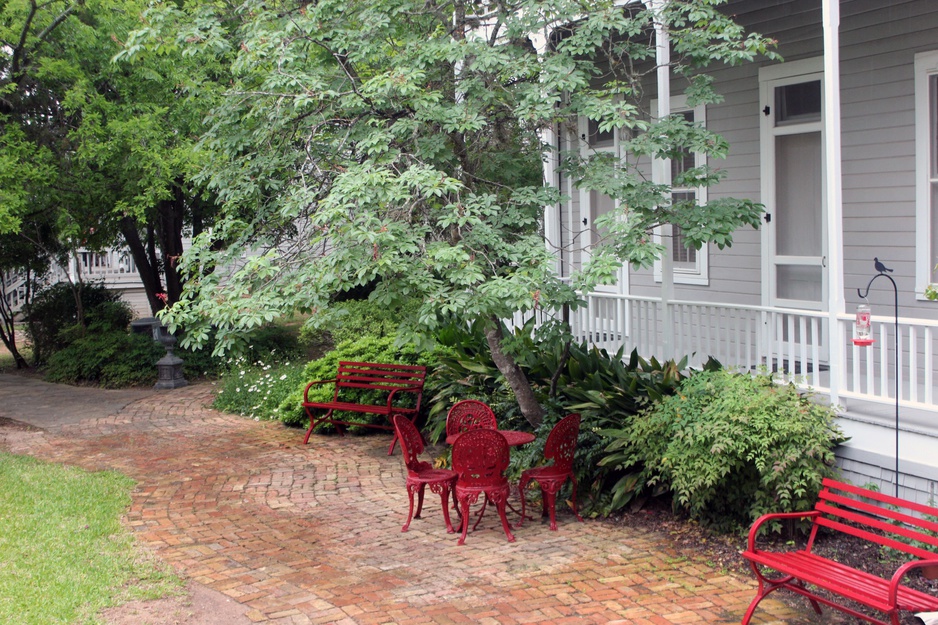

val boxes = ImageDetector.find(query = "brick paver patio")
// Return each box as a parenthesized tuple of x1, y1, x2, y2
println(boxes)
(0, 378, 827, 624)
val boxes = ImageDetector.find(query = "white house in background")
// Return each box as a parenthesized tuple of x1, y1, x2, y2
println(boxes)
(2, 249, 154, 319)
(538, 0, 938, 503)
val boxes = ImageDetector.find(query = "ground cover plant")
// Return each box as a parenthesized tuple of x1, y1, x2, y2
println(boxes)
(0, 452, 180, 624)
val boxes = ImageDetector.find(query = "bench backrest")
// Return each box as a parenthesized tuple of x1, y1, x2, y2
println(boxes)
(811, 478, 938, 560)
(334, 361, 427, 394)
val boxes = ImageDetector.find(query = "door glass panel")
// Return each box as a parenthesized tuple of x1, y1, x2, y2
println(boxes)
(931, 75, 938, 177)
(776, 266, 822, 302)
(587, 118, 614, 148)
(775, 132, 822, 257)
(932, 183, 938, 282)
(775, 81, 821, 125)
(590, 190, 615, 245)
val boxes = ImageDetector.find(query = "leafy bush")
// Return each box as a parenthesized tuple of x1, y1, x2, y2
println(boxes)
(268, 334, 449, 429)
(26, 282, 131, 364)
(425, 320, 704, 515)
(298, 298, 420, 346)
(44, 331, 164, 387)
(604, 370, 845, 532)
(179, 323, 304, 379)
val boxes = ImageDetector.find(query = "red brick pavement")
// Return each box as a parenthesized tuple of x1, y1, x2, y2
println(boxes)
(0, 382, 828, 624)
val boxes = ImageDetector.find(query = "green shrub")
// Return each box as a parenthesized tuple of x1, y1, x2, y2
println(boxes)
(604, 370, 846, 532)
(179, 323, 304, 379)
(425, 319, 702, 515)
(44, 331, 165, 388)
(26, 282, 131, 364)
(299, 298, 420, 346)
(275, 334, 448, 430)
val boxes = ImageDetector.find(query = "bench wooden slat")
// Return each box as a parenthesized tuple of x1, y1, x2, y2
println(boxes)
(742, 478, 938, 625)
(823, 478, 938, 519)
(815, 505, 938, 559)
(747, 550, 938, 613)
(820, 484, 938, 538)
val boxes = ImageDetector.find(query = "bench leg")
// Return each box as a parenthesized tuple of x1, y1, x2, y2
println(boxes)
(742, 564, 823, 625)
(303, 409, 335, 445)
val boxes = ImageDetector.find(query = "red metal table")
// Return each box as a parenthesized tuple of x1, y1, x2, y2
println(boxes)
(445, 430, 535, 446)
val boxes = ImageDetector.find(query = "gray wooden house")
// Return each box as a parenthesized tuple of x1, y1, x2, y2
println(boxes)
(540, 0, 938, 502)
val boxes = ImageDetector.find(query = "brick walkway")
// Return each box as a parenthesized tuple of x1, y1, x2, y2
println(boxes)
(0, 378, 825, 624)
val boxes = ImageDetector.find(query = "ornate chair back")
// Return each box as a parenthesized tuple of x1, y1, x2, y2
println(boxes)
(452, 428, 509, 489)
(392, 415, 431, 474)
(446, 400, 497, 437)
(543, 413, 581, 473)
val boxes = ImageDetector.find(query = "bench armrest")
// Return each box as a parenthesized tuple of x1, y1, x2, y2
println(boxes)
(747, 510, 820, 552)
(303, 378, 335, 402)
(385, 385, 424, 409)
(888, 558, 938, 605)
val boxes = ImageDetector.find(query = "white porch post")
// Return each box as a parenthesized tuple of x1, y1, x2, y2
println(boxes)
(652, 0, 674, 359)
(823, 0, 845, 406)
(533, 32, 563, 276)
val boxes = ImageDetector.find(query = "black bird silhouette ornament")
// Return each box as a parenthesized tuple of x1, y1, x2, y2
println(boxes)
(874, 258, 893, 274)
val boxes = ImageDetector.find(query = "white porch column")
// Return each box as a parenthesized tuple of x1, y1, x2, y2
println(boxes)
(823, 0, 845, 406)
(652, 0, 674, 360)
(533, 31, 563, 277)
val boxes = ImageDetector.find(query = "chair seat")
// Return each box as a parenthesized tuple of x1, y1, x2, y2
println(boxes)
(409, 468, 458, 485)
(522, 465, 569, 481)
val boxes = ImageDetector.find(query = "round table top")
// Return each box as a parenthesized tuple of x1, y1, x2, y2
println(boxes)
(445, 430, 535, 447)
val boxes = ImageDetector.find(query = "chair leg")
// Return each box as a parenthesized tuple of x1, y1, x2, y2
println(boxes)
(544, 490, 558, 531)
(495, 499, 516, 543)
(402, 484, 418, 532)
(457, 498, 471, 546)
(414, 484, 426, 519)
(517, 477, 530, 527)
(438, 486, 456, 533)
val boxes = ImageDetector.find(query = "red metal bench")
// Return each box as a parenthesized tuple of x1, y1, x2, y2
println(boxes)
(301, 361, 427, 455)
(742, 477, 938, 625)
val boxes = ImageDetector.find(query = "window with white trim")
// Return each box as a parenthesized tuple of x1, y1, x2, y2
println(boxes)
(915, 51, 938, 296)
(653, 97, 709, 285)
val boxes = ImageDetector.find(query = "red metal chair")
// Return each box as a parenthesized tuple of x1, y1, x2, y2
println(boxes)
(446, 400, 497, 438)
(518, 413, 584, 531)
(392, 414, 459, 533)
(451, 428, 515, 545)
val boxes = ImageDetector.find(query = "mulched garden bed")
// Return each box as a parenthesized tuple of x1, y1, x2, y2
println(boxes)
(608, 498, 937, 625)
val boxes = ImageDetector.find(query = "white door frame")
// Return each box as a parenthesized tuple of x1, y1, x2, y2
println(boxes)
(759, 57, 827, 311)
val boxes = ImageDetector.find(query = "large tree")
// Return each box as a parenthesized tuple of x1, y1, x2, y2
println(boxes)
(1, 0, 222, 316)
(138, 0, 776, 426)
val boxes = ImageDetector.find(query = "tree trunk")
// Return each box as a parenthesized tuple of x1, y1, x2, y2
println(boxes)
(0, 292, 30, 369)
(484, 317, 544, 428)
(155, 184, 186, 305)
(120, 216, 164, 315)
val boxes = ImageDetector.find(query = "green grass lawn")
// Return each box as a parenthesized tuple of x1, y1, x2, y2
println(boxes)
(0, 452, 181, 624)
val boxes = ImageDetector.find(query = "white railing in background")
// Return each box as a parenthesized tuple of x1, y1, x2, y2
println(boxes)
(1, 271, 30, 313)
(509, 292, 938, 414)
(76, 250, 137, 280)
(839, 313, 938, 411)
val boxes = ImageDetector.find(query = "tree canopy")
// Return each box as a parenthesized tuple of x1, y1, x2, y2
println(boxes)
(1, 0, 223, 318)
(126, 0, 776, 424)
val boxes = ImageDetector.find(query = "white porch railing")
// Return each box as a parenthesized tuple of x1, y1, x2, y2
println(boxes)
(510, 292, 938, 414)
